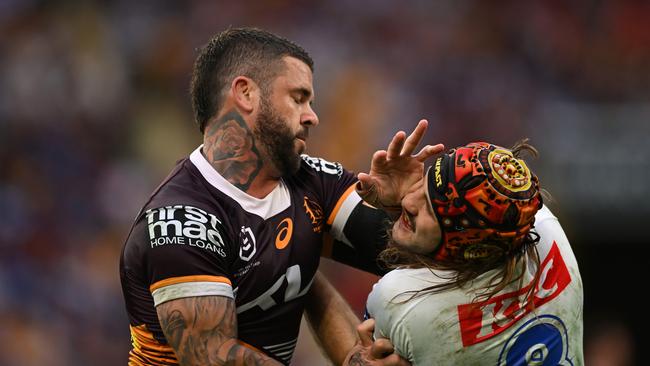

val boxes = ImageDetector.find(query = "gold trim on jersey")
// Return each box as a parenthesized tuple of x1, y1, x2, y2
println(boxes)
(128, 324, 177, 365)
(327, 184, 357, 225)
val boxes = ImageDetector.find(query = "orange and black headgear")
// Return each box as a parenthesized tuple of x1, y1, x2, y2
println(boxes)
(424, 142, 543, 264)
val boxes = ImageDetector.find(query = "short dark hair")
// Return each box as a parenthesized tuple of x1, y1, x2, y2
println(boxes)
(190, 27, 314, 133)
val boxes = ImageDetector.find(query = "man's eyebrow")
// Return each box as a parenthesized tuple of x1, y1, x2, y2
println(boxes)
(293, 87, 313, 100)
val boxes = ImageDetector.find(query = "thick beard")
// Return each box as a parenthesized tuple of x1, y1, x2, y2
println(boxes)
(253, 97, 302, 177)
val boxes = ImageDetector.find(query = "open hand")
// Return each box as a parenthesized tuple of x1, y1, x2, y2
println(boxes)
(357, 120, 444, 210)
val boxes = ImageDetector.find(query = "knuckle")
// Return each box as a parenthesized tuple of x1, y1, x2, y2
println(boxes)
(374, 338, 391, 349)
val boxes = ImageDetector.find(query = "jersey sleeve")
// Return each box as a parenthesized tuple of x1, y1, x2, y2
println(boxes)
(300, 155, 361, 245)
(299, 155, 391, 274)
(366, 271, 414, 361)
(136, 204, 234, 306)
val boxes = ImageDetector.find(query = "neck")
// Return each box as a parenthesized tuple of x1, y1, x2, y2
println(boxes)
(202, 110, 279, 198)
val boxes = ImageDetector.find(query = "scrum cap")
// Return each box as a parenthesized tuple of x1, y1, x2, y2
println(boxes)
(425, 142, 543, 263)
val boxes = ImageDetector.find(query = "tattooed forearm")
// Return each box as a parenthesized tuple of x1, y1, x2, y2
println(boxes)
(203, 111, 263, 191)
(347, 351, 371, 366)
(157, 296, 282, 366)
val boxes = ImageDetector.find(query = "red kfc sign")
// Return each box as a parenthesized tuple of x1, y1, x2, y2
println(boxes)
(457, 242, 571, 347)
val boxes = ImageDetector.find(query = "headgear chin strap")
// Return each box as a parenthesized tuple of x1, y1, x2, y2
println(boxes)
(425, 142, 543, 263)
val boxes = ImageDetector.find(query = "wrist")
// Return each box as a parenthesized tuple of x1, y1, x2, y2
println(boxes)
(355, 182, 402, 212)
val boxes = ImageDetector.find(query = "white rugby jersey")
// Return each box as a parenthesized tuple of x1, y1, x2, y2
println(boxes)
(366, 206, 584, 365)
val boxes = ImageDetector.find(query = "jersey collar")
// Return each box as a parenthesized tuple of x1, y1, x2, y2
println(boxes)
(189, 145, 291, 220)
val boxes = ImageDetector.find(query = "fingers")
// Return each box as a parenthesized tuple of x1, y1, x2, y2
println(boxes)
(386, 132, 406, 160)
(370, 338, 394, 359)
(387, 119, 432, 160)
(372, 150, 388, 165)
(412, 143, 445, 162)
(400, 119, 428, 156)
(356, 173, 379, 207)
(377, 353, 412, 366)
(357, 319, 376, 347)
(357, 172, 373, 190)
(359, 149, 383, 191)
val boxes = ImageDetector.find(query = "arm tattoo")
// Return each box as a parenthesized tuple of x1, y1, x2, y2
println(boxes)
(157, 296, 281, 365)
(203, 111, 263, 191)
(347, 351, 371, 366)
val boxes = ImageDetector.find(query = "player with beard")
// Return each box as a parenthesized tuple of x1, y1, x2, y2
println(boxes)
(346, 141, 583, 365)
(120, 28, 441, 365)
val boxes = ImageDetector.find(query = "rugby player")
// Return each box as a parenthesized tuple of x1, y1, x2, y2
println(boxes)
(120, 27, 441, 365)
(351, 141, 584, 365)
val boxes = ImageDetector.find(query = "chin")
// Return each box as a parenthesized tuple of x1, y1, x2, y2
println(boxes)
(389, 230, 408, 249)
(278, 154, 302, 177)
(391, 233, 429, 255)
(289, 158, 301, 175)
(295, 140, 306, 155)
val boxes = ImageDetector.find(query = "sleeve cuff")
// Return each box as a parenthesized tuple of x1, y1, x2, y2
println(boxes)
(151, 279, 234, 306)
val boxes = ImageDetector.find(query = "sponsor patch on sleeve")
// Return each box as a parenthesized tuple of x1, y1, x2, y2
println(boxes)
(145, 205, 227, 257)
(301, 155, 343, 177)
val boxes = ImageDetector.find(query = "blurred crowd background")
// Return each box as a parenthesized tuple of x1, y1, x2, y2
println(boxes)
(1, 0, 648, 365)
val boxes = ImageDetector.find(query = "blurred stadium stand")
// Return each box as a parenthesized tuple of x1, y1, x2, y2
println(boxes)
(1, 0, 647, 364)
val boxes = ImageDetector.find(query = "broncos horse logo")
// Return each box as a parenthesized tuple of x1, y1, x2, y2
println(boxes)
(303, 196, 324, 233)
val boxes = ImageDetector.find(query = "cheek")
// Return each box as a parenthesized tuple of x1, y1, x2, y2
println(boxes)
(391, 222, 429, 254)
(411, 239, 436, 254)
(413, 220, 441, 253)
(277, 104, 300, 126)
(390, 221, 411, 246)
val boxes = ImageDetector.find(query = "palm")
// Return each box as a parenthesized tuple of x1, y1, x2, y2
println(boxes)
(368, 154, 424, 207)
(357, 120, 444, 209)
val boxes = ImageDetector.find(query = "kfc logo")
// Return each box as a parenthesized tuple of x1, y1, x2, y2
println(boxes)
(458, 242, 571, 347)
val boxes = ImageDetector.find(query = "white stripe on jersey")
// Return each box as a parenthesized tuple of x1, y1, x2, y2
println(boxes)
(330, 190, 362, 247)
(263, 338, 298, 349)
(262, 338, 297, 363)
(151, 281, 233, 306)
(189, 146, 291, 220)
(274, 349, 295, 357)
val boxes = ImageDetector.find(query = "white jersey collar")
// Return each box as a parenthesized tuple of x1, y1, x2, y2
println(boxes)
(189, 145, 291, 220)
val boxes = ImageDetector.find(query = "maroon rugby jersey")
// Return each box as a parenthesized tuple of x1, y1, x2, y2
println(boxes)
(120, 146, 363, 365)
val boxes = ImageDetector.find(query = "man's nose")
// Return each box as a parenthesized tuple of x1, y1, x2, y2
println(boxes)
(301, 107, 319, 127)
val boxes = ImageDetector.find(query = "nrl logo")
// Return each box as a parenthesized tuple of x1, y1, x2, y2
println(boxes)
(239, 226, 256, 261)
(303, 196, 324, 233)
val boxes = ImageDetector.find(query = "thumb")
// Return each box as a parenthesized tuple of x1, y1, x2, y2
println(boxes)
(357, 173, 374, 191)
(357, 318, 376, 347)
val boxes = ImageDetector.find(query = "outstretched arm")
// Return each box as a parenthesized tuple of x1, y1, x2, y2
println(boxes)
(304, 271, 360, 365)
(357, 120, 444, 210)
(305, 272, 409, 366)
(157, 296, 282, 366)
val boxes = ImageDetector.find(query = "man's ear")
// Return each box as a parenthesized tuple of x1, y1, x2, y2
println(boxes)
(231, 76, 259, 114)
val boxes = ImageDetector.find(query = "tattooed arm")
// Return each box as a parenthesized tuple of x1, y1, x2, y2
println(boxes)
(156, 296, 282, 366)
